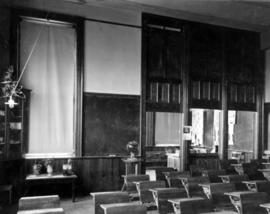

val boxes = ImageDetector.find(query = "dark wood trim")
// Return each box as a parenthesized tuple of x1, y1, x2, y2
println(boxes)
(84, 17, 141, 29)
(257, 49, 265, 159)
(10, 8, 84, 157)
(146, 102, 182, 112)
(220, 28, 228, 160)
(75, 18, 84, 157)
(264, 103, 270, 151)
(140, 16, 148, 173)
(24, 155, 142, 160)
(83, 92, 140, 100)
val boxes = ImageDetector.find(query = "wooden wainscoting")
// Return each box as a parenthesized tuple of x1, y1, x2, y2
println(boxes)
(25, 157, 126, 194)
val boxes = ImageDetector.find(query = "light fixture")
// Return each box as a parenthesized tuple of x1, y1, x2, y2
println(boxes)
(1, 66, 25, 108)
(5, 96, 17, 109)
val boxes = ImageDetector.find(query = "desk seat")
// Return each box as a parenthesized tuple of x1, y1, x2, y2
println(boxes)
(100, 201, 146, 214)
(149, 187, 187, 214)
(168, 197, 213, 214)
(177, 176, 209, 198)
(18, 195, 60, 211)
(199, 183, 235, 211)
(260, 203, 270, 214)
(134, 180, 166, 208)
(200, 212, 237, 214)
(90, 191, 129, 214)
(17, 208, 65, 214)
(0, 185, 12, 204)
(224, 191, 269, 214)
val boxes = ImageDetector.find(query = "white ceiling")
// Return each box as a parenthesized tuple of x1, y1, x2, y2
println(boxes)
(5, 0, 270, 32)
(64, 0, 270, 32)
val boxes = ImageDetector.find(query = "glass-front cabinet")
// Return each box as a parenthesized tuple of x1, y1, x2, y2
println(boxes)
(0, 92, 29, 160)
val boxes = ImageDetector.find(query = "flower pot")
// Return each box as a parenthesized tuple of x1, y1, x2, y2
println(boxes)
(47, 164, 53, 176)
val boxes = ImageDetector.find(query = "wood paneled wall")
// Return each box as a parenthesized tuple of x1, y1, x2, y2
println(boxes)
(25, 157, 125, 193)
(1, 157, 125, 200)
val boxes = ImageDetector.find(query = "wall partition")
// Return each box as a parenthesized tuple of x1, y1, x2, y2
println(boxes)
(142, 13, 263, 170)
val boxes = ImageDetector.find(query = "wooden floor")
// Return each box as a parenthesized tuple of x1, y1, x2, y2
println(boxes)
(1, 196, 159, 214)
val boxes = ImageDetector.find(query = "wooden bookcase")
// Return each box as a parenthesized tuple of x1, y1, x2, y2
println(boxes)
(0, 90, 30, 160)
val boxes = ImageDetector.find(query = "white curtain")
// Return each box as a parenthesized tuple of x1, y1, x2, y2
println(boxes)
(155, 112, 182, 146)
(20, 20, 76, 155)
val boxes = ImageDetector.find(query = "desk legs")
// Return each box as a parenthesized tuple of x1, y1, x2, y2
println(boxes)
(72, 179, 76, 202)
(25, 179, 76, 202)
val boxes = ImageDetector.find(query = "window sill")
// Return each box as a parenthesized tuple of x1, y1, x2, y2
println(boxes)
(24, 153, 75, 159)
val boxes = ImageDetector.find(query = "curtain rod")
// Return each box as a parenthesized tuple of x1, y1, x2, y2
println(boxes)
(21, 16, 74, 28)
(84, 17, 141, 29)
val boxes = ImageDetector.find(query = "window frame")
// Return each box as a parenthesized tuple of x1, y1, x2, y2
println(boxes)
(11, 9, 84, 157)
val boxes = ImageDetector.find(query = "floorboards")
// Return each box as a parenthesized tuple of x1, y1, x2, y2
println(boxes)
(1, 196, 159, 214)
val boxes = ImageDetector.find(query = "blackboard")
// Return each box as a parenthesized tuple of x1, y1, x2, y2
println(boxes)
(82, 93, 140, 156)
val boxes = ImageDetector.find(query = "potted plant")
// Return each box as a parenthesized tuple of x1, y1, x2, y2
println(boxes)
(32, 161, 42, 175)
(126, 140, 138, 159)
(44, 159, 54, 176)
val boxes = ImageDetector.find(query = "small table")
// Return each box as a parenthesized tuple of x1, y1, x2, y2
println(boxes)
(25, 174, 77, 202)
(122, 158, 141, 175)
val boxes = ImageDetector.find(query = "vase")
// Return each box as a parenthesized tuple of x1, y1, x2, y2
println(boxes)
(47, 164, 53, 176)
(33, 164, 40, 175)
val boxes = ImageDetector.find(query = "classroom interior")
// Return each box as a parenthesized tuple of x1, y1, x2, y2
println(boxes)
(2, 0, 270, 214)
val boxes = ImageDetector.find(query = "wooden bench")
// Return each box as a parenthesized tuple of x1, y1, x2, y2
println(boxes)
(177, 176, 209, 198)
(232, 162, 265, 180)
(90, 191, 129, 214)
(219, 159, 238, 174)
(219, 174, 248, 190)
(224, 191, 269, 214)
(262, 163, 270, 169)
(260, 203, 270, 214)
(199, 183, 235, 211)
(200, 211, 237, 214)
(17, 208, 65, 214)
(242, 180, 270, 195)
(163, 171, 190, 188)
(100, 201, 146, 214)
(122, 174, 149, 199)
(149, 187, 187, 214)
(201, 170, 226, 183)
(0, 185, 12, 204)
(134, 180, 166, 208)
(146, 167, 175, 183)
(168, 197, 213, 214)
(18, 195, 60, 211)
(258, 169, 270, 181)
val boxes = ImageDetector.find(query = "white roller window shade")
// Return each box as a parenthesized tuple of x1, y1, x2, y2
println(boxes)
(20, 20, 76, 155)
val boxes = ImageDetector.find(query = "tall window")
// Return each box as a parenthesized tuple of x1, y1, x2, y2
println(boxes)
(20, 17, 77, 156)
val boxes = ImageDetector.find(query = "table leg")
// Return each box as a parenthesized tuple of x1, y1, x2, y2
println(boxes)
(121, 181, 126, 191)
(135, 164, 138, 175)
